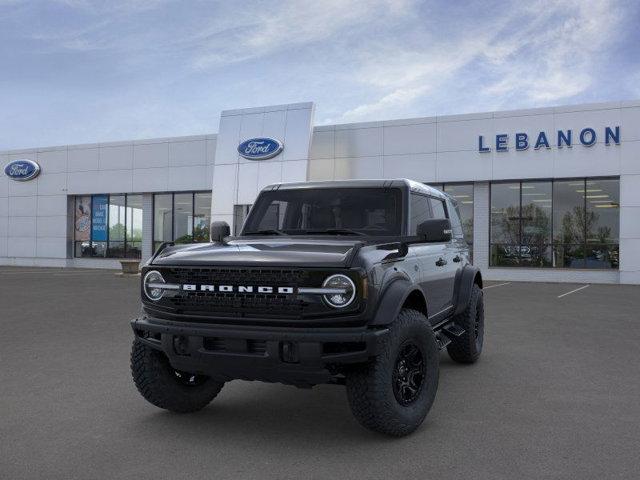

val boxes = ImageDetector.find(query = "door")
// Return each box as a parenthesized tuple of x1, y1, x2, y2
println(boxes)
(428, 197, 457, 314)
(418, 242, 452, 321)
(408, 192, 451, 322)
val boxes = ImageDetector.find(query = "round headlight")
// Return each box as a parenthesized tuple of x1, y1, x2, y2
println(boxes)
(143, 270, 166, 301)
(322, 274, 356, 309)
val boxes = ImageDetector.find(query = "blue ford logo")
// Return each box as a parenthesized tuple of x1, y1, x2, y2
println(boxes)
(237, 137, 283, 160)
(4, 159, 41, 181)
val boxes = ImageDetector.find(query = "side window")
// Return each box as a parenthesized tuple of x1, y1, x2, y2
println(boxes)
(446, 198, 464, 238)
(430, 197, 447, 220)
(409, 193, 432, 235)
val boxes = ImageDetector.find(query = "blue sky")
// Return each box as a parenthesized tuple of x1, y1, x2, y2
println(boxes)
(1, 0, 639, 150)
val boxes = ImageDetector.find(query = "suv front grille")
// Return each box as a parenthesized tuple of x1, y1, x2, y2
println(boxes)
(155, 267, 329, 319)
(166, 267, 310, 286)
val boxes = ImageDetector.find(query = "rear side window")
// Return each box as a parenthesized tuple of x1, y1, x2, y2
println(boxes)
(430, 198, 447, 219)
(409, 193, 432, 235)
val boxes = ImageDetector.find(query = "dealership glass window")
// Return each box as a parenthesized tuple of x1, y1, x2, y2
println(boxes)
(490, 182, 521, 267)
(173, 193, 193, 243)
(153, 194, 172, 252)
(73, 193, 142, 259)
(108, 195, 126, 257)
(552, 180, 586, 267)
(74, 196, 92, 257)
(585, 179, 619, 268)
(491, 178, 619, 269)
(126, 195, 143, 258)
(194, 193, 212, 242)
(152, 191, 212, 251)
(520, 181, 552, 267)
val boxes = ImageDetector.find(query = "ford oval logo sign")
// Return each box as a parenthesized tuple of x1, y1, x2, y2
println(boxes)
(4, 159, 41, 181)
(237, 137, 283, 160)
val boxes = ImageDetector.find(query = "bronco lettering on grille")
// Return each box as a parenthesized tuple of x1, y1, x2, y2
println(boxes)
(181, 284, 294, 294)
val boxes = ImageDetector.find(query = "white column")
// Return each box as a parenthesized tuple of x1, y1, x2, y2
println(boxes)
(473, 181, 490, 271)
(141, 193, 154, 263)
(211, 103, 315, 233)
(619, 174, 640, 284)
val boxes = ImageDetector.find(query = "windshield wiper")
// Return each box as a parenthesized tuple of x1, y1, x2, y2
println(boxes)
(305, 228, 366, 236)
(244, 229, 286, 236)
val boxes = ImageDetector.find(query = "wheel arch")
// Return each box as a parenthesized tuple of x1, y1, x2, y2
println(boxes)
(453, 265, 482, 316)
(370, 278, 428, 326)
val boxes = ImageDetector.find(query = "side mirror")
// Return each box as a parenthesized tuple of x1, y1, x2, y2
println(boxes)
(210, 221, 230, 243)
(417, 219, 452, 243)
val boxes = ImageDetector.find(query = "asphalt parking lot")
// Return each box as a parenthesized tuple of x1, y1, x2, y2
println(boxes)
(1, 268, 639, 480)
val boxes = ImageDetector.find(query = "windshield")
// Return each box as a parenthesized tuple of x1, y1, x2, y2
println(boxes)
(242, 187, 403, 236)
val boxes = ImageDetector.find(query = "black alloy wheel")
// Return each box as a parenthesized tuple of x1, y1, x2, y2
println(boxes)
(392, 341, 425, 406)
(173, 370, 209, 387)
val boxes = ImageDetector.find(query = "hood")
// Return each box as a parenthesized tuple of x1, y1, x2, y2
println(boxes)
(151, 237, 364, 268)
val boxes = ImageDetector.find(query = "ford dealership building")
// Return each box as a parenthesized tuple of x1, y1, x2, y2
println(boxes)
(1, 100, 639, 284)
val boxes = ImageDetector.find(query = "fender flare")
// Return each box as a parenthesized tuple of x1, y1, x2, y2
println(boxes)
(370, 278, 427, 326)
(453, 265, 483, 316)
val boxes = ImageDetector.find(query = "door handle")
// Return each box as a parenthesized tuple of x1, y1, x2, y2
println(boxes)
(435, 257, 447, 267)
(453, 255, 461, 263)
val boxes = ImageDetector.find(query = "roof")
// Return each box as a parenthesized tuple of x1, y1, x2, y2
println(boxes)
(263, 178, 446, 198)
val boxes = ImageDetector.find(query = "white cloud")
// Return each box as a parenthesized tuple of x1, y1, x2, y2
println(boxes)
(0, 0, 634, 149)
(481, 0, 621, 105)
(334, 0, 625, 122)
(339, 85, 429, 121)
(191, 0, 416, 69)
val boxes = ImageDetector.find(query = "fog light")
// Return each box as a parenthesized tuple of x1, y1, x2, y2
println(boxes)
(173, 336, 190, 355)
(280, 341, 299, 363)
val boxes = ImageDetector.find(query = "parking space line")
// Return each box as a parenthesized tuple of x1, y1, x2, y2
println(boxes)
(0, 270, 115, 275)
(483, 282, 511, 290)
(557, 284, 590, 298)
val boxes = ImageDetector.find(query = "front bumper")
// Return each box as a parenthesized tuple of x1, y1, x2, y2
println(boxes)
(131, 315, 388, 387)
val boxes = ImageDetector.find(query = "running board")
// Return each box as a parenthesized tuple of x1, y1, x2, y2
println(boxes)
(442, 323, 465, 338)
(435, 332, 451, 350)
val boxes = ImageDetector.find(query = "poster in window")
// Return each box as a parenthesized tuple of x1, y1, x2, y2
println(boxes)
(92, 195, 108, 242)
(74, 196, 91, 241)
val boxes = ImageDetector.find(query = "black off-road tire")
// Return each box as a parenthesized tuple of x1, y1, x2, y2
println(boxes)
(345, 309, 439, 436)
(131, 339, 224, 413)
(447, 283, 484, 364)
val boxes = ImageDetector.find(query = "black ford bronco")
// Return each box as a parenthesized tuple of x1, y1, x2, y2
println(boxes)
(131, 179, 484, 436)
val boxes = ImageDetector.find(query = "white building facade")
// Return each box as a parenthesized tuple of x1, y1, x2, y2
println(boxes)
(1, 100, 639, 284)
